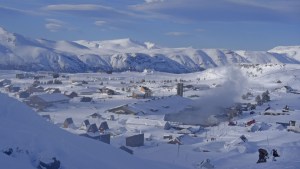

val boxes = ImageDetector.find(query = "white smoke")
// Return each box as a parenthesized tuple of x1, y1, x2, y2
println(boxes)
(198, 67, 247, 111)
(179, 67, 248, 125)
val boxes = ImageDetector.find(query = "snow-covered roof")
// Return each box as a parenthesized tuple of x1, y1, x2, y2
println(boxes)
(34, 93, 70, 103)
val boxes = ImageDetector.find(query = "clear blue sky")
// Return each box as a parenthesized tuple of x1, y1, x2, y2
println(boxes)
(0, 0, 299, 50)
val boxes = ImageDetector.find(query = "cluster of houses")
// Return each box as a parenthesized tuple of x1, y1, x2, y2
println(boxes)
(61, 115, 146, 154)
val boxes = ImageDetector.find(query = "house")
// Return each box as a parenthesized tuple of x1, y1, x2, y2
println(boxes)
(168, 137, 182, 145)
(140, 86, 152, 97)
(0, 79, 11, 87)
(71, 80, 88, 86)
(107, 105, 138, 115)
(119, 146, 133, 154)
(78, 87, 98, 95)
(17, 91, 31, 98)
(5, 85, 21, 93)
(63, 118, 74, 128)
(80, 119, 90, 130)
(126, 118, 166, 127)
(99, 121, 109, 131)
(132, 86, 152, 99)
(108, 115, 115, 121)
(64, 91, 78, 98)
(164, 122, 172, 130)
(109, 95, 193, 116)
(276, 122, 290, 128)
(132, 91, 147, 99)
(163, 135, 173, 140)
(26, 85, 44, 93)
(89, 113, 102, 119)
(47, 79, 62, 84)
(16, 73, 26, 79)
(87, 124, 99, 134)
(80, 97, 92, 102)
(126, 134, 144, 147)
(25, 93, 70, 109)
(45, 88, 61, 94)
(99, 87, 115, 95)
(287, 120, 300, 133)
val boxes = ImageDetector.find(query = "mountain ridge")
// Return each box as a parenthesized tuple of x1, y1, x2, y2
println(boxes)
(0, 26, 299, 73)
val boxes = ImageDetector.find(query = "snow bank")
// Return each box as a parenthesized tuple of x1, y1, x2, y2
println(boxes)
(0, 93, 186, 169)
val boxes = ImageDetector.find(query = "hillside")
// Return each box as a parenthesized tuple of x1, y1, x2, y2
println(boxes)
(0, 93, 186, 169)
(0, 26, 300, 73)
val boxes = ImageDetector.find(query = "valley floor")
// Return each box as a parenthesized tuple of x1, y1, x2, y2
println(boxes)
(1, 64, 300, 169)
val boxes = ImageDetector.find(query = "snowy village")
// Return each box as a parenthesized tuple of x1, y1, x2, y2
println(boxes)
(1, 1, 300, 169)
(1, 62, 300, 169)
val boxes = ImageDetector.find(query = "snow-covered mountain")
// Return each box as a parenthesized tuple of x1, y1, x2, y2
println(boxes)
(0, 26, 300, 73)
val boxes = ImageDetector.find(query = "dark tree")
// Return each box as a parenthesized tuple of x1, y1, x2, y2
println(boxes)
(255, 95, 263, 106)
(261, 90, 270, 103)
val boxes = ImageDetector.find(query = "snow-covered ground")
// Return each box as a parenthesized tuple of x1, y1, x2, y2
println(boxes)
(1, 64, 300, 169)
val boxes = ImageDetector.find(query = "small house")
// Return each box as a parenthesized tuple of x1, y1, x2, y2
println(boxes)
(126, 134, 144, 147)
(80, 97, 92, 102)
(99, 121, 109, 131)
(168, 137, 182, 145)
(45, 88, 61, 94)
(64, 91, 78, 98)
(109, 115, 115, 121)
(0, 79, 11, 87)
(163, 135, 173, 140)
(87, 124, 99, 134)
(80, 119, 90, 130)
(26, 86, 44, 93)
(17, 91, 31, 98)
(71, 80, 88, 85)
(131, 86, 152, 99)
(89, 113, 102, 119)
(287, 120, 300, 133)
(78, 87, 98, 95)
(164, 122, 172, 130)
(16, 73, 26, 79)
(63, 118, 74, 128)
(140, 86, 152, 97)
(5, 85, 21, 93)
(132, 91, 147, 99)
(26, 93, 70, 109)
(107, 105, 138, 115)
(99, 87, 115, 95)
(276, 122, 289, 128)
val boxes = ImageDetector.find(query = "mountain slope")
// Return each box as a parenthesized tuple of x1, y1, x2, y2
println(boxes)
(0, 26, 299, 73)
